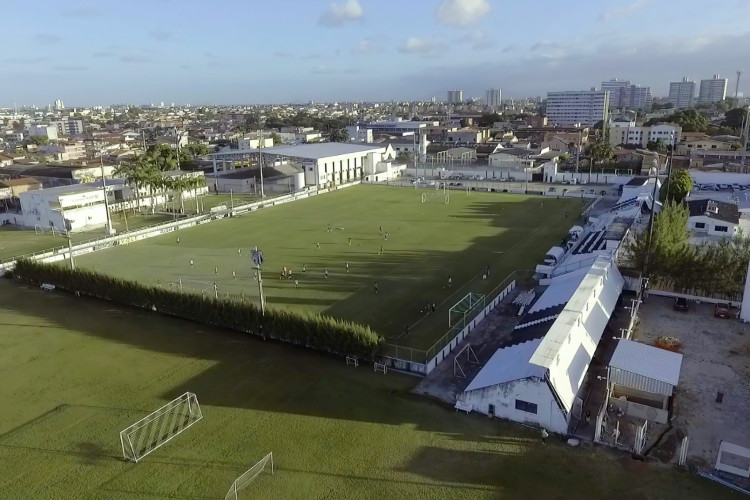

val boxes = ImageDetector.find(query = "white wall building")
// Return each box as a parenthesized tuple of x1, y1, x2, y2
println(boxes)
(345, 125, 373, 143)
(608, 123, 681, 148)
(447, 89, 463, 103)
(237, 136, 274, 150)
(54, 119, 84, 137)
(669, 77, 695, 109)
(601, 79, 630, 109)
(698, 74, 728, 104)
(20, 183, 108, 231)
(457, 256, 624, 434)
(485, 87, 502, 108)
(546, 90, 609, 127)
(27, 124, 59, 141)
(686, 198, 739, 237)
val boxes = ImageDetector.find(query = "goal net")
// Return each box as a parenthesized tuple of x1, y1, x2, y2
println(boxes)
(448, 292, 486, 327)
(34, 224, 64, 237)
(225, 452, 274, 500)
(167, 278, 216, 297)
(421, 192, 449, 204)
(120, 392, 203, 463)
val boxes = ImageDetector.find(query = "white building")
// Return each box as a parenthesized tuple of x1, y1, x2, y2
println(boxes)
(630, 85, 653, 109)
(27, 123, 59, 141)
(601, 79, 630, 109)
(686, 198, 739, 237)
(668, 77, 695, 109)
(237, 136, 274, 150)
(485, 87, 502, 109)
(345, 125, 373, 143)
(447, 89, 463, 103)
(608, 123, 681, 148)
(546, 90, 609, 127)
(698, 74, 728, 104)
(54, 119, 84, 137)
(54, 99, 64, 111)
(457, 255, 625, 434)
(19, 183, 109, 232)
(362, 119, 438, 136)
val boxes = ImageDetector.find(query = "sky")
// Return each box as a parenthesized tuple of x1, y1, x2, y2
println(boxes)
(2, 0, 750, 107)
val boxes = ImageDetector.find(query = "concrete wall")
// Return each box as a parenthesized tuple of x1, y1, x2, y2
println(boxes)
(460, 377, 569, 433)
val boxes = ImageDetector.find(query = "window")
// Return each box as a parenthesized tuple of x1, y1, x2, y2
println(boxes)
(324, 163, 328, 173)
(488, 404, 495, 416)
(715, 225, 728, 232)
(694, 222, 705, 229)
(515, 400, 537, 414)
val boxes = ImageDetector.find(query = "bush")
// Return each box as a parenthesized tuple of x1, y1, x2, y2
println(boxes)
(13, 259, 383, 359)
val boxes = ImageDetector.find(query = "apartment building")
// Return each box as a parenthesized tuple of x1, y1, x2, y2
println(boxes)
(698, 74, 728, 104)
(668, 77, 695, 109)
(546, 90, 609, 127)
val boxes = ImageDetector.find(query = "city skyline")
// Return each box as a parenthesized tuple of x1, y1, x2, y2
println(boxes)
(2, 0, 750, 107)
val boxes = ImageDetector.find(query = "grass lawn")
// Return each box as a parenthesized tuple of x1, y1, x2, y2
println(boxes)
(0, 279, 731, 499)
(72, 185, 583, 350)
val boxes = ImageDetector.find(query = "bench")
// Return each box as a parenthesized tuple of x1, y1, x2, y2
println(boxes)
(454, 402, 472, 414)
(40, 283, 55, 292)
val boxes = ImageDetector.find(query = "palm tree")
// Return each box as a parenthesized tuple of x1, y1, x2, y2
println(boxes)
(115, 156, 148, 213)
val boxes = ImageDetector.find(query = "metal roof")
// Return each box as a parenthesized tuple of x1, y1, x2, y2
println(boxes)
(609, 340, 682, 393)
(209, 142, 385, 160)
(528, 267, 589, 314)
(464, 339, 545, 392)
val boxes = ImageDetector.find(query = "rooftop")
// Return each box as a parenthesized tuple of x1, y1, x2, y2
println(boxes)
(210, 142, 385, 160)
(610, 339, 682, 387)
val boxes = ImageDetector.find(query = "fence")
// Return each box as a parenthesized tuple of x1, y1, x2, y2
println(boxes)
(0, 181, 361, 275)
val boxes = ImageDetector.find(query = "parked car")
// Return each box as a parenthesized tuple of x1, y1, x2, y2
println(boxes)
(673, 297, 689, 311)
(579, 179, 587, 185)
(589, 189, 595, 194)
(714, 303, 732, 319)
(548, 187, 556, 192)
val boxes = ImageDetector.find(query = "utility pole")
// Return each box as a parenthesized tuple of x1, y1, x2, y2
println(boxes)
(100, 153, 112, 235)
(736, 70, 744, 99)
(575, 129, 581, 174)
(257, 128, 265, 197)
(742, 106, 750, 174)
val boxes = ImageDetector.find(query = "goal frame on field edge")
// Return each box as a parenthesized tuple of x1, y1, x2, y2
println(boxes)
(421, 192, 449, 204)
(119, 391, 203, 463)
(448, 292, 486, 327)
(225, 452, 274, 500)
(34, 224, 65, 237)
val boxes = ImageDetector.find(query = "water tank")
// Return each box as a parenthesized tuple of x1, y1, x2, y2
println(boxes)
(294, 172, 305, 192)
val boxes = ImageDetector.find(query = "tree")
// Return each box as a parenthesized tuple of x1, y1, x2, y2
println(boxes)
(329, 128, 349, 143)
(646, 140, 668, 154)
(270, 132, 282, 146)
(722, 107, 749, 130)
(626, 201, 689, 280)
(184, 143, 209, 157)
(660, 170, 693, 204)
(30, 135, 49, 146)
(586, 139, 614, 169)
(644, 109, 709, 132)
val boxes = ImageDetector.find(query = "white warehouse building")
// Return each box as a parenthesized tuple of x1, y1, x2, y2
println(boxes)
(19, 182, 111, 232)
(457, 255, 624, 434)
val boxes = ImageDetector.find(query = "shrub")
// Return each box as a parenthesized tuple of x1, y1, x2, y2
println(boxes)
(13, 259, 382, 359)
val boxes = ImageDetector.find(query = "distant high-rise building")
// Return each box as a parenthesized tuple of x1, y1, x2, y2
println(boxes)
(630, 85, 653, 109)
(447, 90, 463, 103)
(54, 99, 64, 111)
(485, 87, 502, 108)
(698, 74, 728, 104)
(601, 79, 631, 108)
(668, 77, 695, 109)
(546, 89, 609, 127)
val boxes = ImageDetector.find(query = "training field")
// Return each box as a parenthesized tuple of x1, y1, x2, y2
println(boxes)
(71, 185, 581, 349)
(0, 280, 729, 499)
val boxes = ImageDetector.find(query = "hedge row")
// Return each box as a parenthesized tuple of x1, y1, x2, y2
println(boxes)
(12, 259, 383, 359)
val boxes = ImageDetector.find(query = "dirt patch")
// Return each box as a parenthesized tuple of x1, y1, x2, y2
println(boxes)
(637, 295, 750, 468)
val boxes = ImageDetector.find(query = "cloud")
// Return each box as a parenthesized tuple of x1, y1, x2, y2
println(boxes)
(273, 51, 293, 58)
(120, 55, 151, 63)
(60, 5, 102, 18)
(598, 0, 649, 21)
(149, 30, 176, 42)
(352, 39, 376, 54)
(92, 51, 115, 58)
(399, 37, 445, 56)
(436, 0, 490, 28)
(53, 65, 88, 72)
(302, 53, 321, 60)
(530, 41, 567, 58)
(319, 0, 363, 27)
(35, 34, 62, 44)
(312, 65, 334, 74)
(456, 31, 495, 50)
(2, 56, 51, 64)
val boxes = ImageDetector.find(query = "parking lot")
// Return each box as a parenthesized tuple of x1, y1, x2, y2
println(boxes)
(636, 295, 750, 468)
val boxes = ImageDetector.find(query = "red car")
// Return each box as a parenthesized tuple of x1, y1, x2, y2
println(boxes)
(714, 303, 732, 319)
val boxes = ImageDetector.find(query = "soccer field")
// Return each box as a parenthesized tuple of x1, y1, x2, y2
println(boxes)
(72, 185, 581, 349)
(0, 280, 729, 499)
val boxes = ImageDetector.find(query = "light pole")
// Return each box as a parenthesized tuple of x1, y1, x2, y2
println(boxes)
(251, 247, 265, 315)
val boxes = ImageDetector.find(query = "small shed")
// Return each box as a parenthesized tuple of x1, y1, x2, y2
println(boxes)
(607, 340, 683, 424)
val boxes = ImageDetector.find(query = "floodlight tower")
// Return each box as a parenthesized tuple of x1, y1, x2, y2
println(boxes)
(736, 70, 744, 98)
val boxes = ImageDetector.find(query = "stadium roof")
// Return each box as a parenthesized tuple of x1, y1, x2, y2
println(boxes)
(609, 340, 682, 396)
(464, 339, 545, 392)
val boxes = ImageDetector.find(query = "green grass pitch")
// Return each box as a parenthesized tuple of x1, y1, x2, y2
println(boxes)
(71, 185, 583, 350)
(0, 280, 730, 498)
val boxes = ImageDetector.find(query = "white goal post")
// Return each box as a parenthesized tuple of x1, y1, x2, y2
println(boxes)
(120, 392, 203, 463)
(448, 293, 486, 327)
(421, 192, 449, 204)
(34, 224, 64, 237)
(225, 452, 274, 500)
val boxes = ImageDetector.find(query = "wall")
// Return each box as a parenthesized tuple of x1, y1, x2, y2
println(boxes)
(460, 377, 569, 433)
(689, 215, 737, 236)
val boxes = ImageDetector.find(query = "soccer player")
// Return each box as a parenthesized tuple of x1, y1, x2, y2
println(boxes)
(190, 259, 194, 268)
(287, 267, 292, 279)
(327, 224, 332, 232)
(348, 237, 352, 246)
(214, 266, 218, 275)
(316, 241, 320, 250)
(345, 262, 349, 273)
(374, 281, 379, 294)
(302, 264, 307, 273)
(295, 279, 299, 288)
(324, 268, 329, 279)
(176, 236, 180, 244)
(232, 270, 237, 281)
(379, 245, 384, 255)
(238, 248, 241, 255)
(448, 275, 452, 288)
